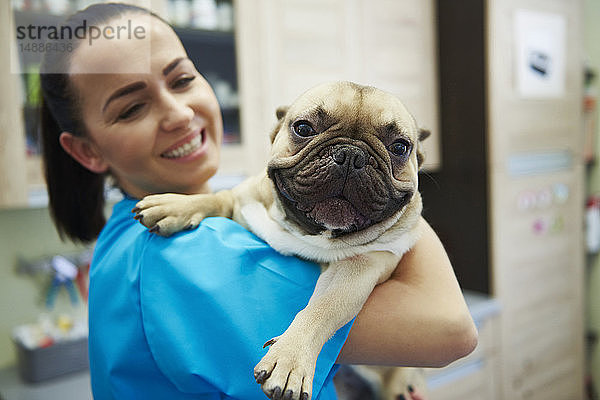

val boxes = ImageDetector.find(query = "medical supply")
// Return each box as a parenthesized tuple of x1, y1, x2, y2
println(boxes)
(12, 314, 88, 382)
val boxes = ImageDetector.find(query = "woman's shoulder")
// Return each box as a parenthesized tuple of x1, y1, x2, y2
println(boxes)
(95, 196, 255, 244)
(94, 197, 259, 261)
(93, 198, 148, 255)
(142, 215, 322, 287)
(93, 196, 321, 288)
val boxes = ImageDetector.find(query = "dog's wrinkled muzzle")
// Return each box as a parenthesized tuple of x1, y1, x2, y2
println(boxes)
(269, 141, 413, 236)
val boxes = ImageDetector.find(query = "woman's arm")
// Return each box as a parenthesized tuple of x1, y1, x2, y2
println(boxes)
(337, 217, 478, 367)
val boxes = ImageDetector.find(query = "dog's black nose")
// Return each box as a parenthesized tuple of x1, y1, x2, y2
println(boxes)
(332, 146, 366, 169)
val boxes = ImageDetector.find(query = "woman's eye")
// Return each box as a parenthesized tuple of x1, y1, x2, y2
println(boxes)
(172, 76, 196, 89)
(388, 140, 411, 157)
(117, 103, 144, 121)
(292, 120, 317, 137)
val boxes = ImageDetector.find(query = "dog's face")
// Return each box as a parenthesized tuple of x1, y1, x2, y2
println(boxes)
(267, 81, 428, 238)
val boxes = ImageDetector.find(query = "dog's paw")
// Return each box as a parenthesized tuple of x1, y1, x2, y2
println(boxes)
(253, 337, 317, 400)
(132, 194, 205, 236)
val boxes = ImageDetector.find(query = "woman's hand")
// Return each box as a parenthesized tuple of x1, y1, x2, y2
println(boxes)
(337, 217, 478, 367)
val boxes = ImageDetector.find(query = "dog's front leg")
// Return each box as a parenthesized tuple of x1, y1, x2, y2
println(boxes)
(254, 251, 401, 400)
(133, 190, 235, 236)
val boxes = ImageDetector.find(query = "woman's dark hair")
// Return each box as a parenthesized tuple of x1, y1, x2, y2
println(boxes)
(39, 3, 164, 243)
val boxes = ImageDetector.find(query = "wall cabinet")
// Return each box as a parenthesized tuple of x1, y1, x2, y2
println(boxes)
(421, 0, 585, 399)
(488, 1, 585, 398)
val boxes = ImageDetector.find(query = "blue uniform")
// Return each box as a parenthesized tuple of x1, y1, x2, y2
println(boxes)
(89, 197, 353, 399)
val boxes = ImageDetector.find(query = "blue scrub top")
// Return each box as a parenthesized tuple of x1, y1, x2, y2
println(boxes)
(89, 197, 353, 399)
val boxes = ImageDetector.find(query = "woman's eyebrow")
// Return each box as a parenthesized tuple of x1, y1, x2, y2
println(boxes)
(103, 81, 147, 113)
(101, 58, 190, 113)
(162, 57, 187, 76)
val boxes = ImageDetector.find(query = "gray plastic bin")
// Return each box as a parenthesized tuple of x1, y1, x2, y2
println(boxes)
(14, 337, 89, 383)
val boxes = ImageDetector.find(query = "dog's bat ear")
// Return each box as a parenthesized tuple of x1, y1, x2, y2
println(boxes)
(270, 106, 290, 143)
(417, 128, 430, 168)
(276, 106, 289, 121)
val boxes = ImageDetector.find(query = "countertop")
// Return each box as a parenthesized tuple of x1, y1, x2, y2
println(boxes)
(0, 366, 92, 400)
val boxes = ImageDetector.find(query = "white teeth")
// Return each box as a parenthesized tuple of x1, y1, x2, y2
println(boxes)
(162, 135, 202, 159)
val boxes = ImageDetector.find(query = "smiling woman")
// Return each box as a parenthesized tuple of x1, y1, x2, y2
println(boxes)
(40, 4, 222, 241)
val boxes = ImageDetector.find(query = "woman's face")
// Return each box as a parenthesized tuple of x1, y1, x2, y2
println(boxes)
(68, 14, 222, 197)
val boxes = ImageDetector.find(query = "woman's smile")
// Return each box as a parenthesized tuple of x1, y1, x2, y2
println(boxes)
(160, 128, 206, 160)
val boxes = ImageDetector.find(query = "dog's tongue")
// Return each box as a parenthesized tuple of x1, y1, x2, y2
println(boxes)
(308, 198, 369, 231)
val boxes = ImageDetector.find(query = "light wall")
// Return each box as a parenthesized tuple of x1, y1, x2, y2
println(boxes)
(585, 0, 600, 391)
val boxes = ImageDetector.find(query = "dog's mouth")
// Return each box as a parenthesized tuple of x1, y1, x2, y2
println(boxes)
(306, 197, 371, 233)
(275, 174, 368, 235)
(272, 171, 412, 237)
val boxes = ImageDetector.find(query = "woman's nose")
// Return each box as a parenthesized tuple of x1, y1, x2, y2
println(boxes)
(160, 92, 194, 132)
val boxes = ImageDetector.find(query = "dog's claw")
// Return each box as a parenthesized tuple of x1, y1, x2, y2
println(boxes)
(149, 225, 160, 234)
(301, 392, 309, 400)
(131, 207, 140, 213)
(263, 338, 278, 348)
(283, 389, 293, 400)
(271, 386, 282, 400)
(133, 213, 142, 221)
(255, 370, 269, 384)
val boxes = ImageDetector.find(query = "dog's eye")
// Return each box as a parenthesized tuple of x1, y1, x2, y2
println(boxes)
(388, 140, 411, 157)
(292, 120, 317, 137)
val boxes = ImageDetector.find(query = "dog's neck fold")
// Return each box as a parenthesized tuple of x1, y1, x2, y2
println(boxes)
(239, 196, 421, 263)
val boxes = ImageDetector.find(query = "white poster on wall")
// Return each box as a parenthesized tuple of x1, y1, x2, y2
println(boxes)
(514, 9, 567, 99)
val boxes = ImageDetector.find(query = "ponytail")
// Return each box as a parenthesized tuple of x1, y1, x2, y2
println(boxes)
(40, 98, 105, 243)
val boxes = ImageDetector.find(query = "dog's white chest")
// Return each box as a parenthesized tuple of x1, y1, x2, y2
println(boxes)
(240, 202, 418, 263)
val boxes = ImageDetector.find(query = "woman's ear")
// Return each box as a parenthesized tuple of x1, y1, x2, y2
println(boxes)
(59, 132, 109, 173)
